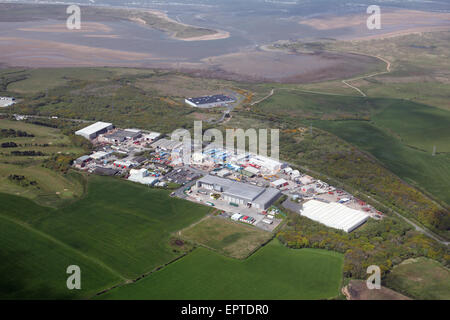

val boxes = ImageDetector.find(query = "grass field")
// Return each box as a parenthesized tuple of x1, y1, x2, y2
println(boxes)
(0, 119, 85, 206)
(0, 176, 212, 298)
(315, 120, 450, 205)
(4, 68, 114, 94)
(250, 90, 450, 205)
(99, 239, 344, 300)
(371, 99, 450, 153)
(0, 213, 121, 299)
(384, 257, 450, 300)
(180, 216, 273, 259)
(255, 90, 378, 120)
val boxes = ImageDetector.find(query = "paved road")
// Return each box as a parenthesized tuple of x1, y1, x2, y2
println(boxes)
(209, 89, 245, 124)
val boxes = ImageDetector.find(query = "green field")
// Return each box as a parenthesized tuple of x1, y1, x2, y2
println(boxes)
(180, 215, 273, 259)
(315, 120, 450, 205)
(384, 257, 450, 300)
(252, 90, 450, 205)
(100, 239, 344, 300)
(5, 68, 113, 94)
(0, 176, 211, 299)
(371, 99, 450, 153)
(0, 119, 85, 206)
(255, 90, 379, 120)
(0, 214, 121, 299)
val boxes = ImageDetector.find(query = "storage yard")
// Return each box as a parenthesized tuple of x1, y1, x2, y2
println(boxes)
(72, 120, 381, 233)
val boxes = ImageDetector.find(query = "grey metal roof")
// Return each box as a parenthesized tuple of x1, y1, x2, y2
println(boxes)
(198, 175, 264, 202)
(253, 188, 281, 206)
(104, 129, 140, 140)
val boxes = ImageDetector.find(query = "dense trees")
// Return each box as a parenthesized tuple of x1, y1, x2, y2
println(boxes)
(278, 211, 449, 279)
(1, 142, 17, 148)
(277, 128, 449, 237)
(0, 128, 34, 138)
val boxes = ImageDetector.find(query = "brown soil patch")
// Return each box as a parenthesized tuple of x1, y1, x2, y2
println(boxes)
(343, 280, 411, 300)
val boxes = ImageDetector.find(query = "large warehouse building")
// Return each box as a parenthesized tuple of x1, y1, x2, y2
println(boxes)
(196, 175, 281, 209)
(75, 121, 113, 140)
(185, 94, 236, 108)
(300, 200, 369, 232)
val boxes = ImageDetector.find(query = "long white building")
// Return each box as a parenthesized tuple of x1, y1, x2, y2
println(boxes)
(300, 199, 369, 232)
(75, 122, 113, 140)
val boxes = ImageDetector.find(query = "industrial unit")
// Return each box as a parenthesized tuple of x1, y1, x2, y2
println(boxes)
(151, 138, 183, 151)
(248, 155, 285, 173)
(196, 175, 281, 209)
(128, 168, 159, 185)
(75, 122, 114, 140)
(103, 129, 142, 144)
(185, 94, 235, 108)
(300, 200, 369, 232)
(271, 178, 289, 188)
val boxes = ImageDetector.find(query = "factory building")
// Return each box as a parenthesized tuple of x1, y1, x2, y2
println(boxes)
(196, 175, 281, 209)
(74, 155, 90, 165)
(90, 151, 112, 161)
(185, 94, 235, 108)
(75, 122, 114, 140)
(300, 200, 369, 233)
(248, 155, 285, 173)
(242, 166, 259, 177)
(142, 132, 161, 142)
(271, 178, 289, 189)
(113, 160, 136, 169)
(128, 168, 159, 186)
(151, 138, 183, 151)
(103, 129, 141, 144)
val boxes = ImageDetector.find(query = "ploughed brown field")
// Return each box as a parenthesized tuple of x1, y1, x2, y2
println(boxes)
(342, 280, 412, 300)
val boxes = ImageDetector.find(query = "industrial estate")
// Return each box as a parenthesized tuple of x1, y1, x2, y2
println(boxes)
(73, 118, 381, 233)
(1, 0, 449, 304)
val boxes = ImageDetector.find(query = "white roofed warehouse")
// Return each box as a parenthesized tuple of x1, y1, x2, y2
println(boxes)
(300, 200, 369, 232)
(75, 122, 113, 140)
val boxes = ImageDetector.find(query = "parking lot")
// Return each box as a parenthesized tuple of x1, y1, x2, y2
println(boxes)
(164, 167, 202, 185)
